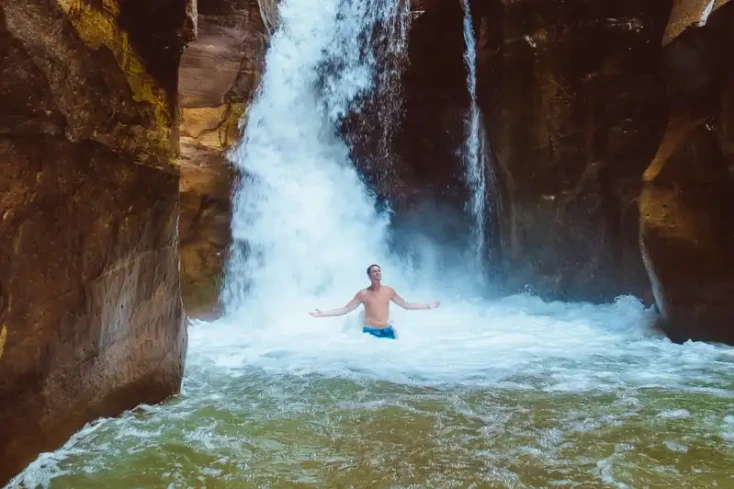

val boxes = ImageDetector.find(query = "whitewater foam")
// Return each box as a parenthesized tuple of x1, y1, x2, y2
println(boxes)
(188, 293, 734, 394)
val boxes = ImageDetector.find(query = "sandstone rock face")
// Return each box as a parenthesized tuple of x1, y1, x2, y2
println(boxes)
(0, 0, 192, 484)
(178, 0, 266, 317)
(473, 0, 672, 302)
(640, 1, 734, 344)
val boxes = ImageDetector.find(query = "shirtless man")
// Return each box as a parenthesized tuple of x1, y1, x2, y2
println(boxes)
(308, 264, 440, 339)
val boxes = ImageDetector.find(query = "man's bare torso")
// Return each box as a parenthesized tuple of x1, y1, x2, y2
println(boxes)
(360, 286, 395, 328)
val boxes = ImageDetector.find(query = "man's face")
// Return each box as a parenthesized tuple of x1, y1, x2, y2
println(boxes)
(369, 266, 382, 281)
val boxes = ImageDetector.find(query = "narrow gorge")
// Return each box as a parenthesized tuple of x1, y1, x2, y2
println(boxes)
(178, 0, 734, 343)
(1, 0, 733, 487)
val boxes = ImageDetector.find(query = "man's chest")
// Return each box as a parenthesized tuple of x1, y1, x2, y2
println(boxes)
(362, 291, 391, 306)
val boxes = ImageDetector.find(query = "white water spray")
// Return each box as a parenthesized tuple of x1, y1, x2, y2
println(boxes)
(222, 0, 422, 326)
(212, 0, 716, 380)
(460, 0, 489, 267)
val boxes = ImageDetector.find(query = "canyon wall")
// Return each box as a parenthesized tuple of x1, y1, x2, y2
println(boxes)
(639, 0, 734, 344)
(471, 0, 734, 343)
(174, 0, 734, 345)
(395, 0, 733, 344)
(178, 0, 267, 317)
(0, 0, 193, 484)
(473, 0, 671, 303)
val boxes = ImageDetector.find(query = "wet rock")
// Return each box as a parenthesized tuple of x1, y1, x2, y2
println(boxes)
(640, 1, 734, 345)
(663, 0, 729, 44)
(473, 0, 672, 302)
(178, 0, 266, 318)
(0, 0, 190, 484)
(345, 0, 476, 262)
(179, 106, 241, 317)
(394, 0, 475, 252)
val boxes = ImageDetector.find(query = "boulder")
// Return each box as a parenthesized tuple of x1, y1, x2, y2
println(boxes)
(178, 0, 267, 317)
(640, 1, 734, 345)
(0, 0, 192, 484)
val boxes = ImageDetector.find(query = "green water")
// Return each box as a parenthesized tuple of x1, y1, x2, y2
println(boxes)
(17, 370, 734, 489)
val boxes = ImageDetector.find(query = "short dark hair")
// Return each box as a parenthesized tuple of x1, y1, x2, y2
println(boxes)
(366, 264, 380, 275)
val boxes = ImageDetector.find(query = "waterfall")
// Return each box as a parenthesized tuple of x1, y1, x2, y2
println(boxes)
(221, 0, 413, 321)
(373, 0, 411, 175)
(460, 0, 488, 268)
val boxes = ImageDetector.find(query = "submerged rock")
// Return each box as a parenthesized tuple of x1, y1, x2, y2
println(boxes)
(178, 0, 266, 318)
(0, 0, 192, 484)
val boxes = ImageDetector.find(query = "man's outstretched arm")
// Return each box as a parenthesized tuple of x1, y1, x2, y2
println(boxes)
(310, 292, 362, 318)
(391, 290, 440, 310)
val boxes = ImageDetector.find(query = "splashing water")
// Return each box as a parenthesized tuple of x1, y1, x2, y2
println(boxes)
(7, 293, 734, 488)
(221, 0, 411, 324)
(460, 0, 489, 268)
(6, 0, 734, 487)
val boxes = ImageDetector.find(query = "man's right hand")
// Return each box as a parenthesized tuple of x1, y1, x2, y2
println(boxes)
(309, 309, 323, 317)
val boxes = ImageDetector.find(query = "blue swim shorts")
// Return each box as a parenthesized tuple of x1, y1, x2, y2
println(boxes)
(362, 326, 396, 339)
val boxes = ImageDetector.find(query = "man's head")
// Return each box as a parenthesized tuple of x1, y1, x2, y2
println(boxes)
(366, 264, 381, 283)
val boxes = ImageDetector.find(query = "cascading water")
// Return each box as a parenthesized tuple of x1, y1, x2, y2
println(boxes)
(221, 0, 417, 325)
(6, 1, 734, 487)
(372, 0, 411, 178)
(459, 0, 489, 268)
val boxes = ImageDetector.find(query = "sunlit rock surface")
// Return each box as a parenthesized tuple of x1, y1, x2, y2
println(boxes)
(0, 0, 192, 484)
(178, 0, 267, 317)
